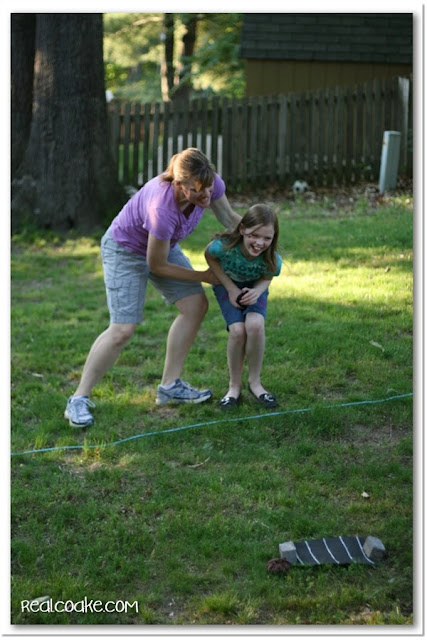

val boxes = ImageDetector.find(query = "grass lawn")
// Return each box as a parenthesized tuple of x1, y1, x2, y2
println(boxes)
(10, 187, 413, 626)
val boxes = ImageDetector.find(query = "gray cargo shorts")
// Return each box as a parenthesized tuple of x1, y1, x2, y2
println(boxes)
(100, 228, 204, 324)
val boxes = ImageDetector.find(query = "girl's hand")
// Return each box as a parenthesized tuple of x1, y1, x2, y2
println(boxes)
(237, 287, 258, 306)
(227, 286, 244, 308)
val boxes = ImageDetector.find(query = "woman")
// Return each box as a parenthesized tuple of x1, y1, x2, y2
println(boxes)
(65, 148, 241, 427)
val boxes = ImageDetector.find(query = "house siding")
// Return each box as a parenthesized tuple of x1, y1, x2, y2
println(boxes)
(241, 13, 412, 95)
(245, 60, 412, 96)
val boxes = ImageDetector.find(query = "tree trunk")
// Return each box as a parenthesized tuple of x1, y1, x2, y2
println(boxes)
(172, 14, 197, 105)
(11, 13, 36, 177)
(161, 13, 175, 102)
(12, 13, 124, 231)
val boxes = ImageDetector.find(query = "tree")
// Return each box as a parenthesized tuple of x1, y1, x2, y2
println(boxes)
(161, 13, 175, 101)
(171, 14, 198, 104)
(103, 13, 244, 102)
(191, 13, 245, 97)
(11, 13, 124, 231)
(103, 13, 163, 103)
(11, 14, 36, 175)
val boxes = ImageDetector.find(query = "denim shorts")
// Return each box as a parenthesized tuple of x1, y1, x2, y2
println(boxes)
(100, 228, 204, 324)
(212, 282, 268, 329)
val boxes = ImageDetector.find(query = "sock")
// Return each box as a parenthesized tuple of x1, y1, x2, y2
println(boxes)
(159, 380, 178, 390)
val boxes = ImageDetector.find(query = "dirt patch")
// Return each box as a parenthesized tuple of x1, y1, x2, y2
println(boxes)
(228, 178, 413, 213)
(339, 419, 411, 447)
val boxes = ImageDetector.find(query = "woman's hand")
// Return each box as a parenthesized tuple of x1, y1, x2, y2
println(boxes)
(202, 268, 221, 285)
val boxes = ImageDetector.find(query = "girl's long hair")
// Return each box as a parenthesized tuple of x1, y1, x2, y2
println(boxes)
(161, 148, 216, 188)
(217, 204, 279, 274)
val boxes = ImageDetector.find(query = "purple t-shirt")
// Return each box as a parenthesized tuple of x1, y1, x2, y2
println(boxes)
(110, 173, 226, 256)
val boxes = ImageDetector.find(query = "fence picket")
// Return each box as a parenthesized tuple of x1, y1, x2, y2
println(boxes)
(384, 77, 393, 131)
(398, 77, 410, 173)
(211, 96, 219, 170)
(297, 93, 305, 182)
(152, 102, 160, 178)
(222, 98, 230, 184)
(372, 81, 381, 179)
(191, 99, 199, 151)
(336, 86, 344, 184)
(288, 93, 296, 185)
(142, 103, 150, 184)
(317, 89, 325, 185)
(259, 97, 268, 187)
(269, 97, 278, 183)
(240, 97, 248, 184)
(327, 88, 334, 186)
(307, 92, 315, 184)
(132, 103, 141, 186)
(278, 94, 287, 185)
(230, 98, 239, 186)
(345, 87, 354, 183)
(248, 96, 257, 185)
(110, 76, 411, 190)
(110, 101, 121, 170)
(162, 101, 170, 171)
(200, 97, 208, 154)
(362, 83, 372, 180)
(122, 102, 131, 184)
(354, 85, 364, 183)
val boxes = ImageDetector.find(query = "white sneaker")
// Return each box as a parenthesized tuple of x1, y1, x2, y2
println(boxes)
(64, 396, 95, 427)
(156, 379, 212, 406)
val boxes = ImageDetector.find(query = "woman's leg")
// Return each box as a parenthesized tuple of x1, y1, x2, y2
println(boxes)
(74, 323, 137, 397)
(245, 312, 268, 397)
(225, 322, 246, 398)
(161, 292, 208, 386)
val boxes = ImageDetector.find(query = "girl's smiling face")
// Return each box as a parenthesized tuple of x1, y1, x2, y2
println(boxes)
(240, 223, 275, 259)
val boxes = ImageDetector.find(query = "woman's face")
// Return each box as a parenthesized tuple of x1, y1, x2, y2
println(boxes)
(240, 223, 275, 259)
(178, 178, 214, 208)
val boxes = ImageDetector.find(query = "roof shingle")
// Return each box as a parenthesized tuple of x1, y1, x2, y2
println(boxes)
(240, 13, 412, 64)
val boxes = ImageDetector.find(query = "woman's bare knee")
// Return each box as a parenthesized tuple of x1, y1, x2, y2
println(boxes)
(108, 323, 137, 347)
(175, 293, 208, 321)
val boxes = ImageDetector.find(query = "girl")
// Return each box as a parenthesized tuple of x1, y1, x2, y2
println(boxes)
(205, 204, 282, 409)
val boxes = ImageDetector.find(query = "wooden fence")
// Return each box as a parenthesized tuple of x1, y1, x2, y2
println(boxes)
(108, 75, 412, 190)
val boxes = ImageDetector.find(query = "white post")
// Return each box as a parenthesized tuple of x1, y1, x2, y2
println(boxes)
(378, 131, 401, 193)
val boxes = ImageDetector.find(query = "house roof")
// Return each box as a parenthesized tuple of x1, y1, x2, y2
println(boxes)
(240, 13, 412, 64)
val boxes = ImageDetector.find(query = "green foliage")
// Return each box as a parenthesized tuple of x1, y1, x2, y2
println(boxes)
(103, 12, 245, 101)
(191, 13, 245, 98)
(11, 192, 413, 625)
(103, 13, 163, 100)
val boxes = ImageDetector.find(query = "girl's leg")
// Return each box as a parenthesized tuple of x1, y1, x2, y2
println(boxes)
(245, 312, 268, 397)
(161, 293, 209, 385)
(74, 323, 137, 397)
(225, 322, 246, 398)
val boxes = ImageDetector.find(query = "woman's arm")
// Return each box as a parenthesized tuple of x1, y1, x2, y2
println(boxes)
(147, 234, 218, 284)
(210, 194, 242, 230)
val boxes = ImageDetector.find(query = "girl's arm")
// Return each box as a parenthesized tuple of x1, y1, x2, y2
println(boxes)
(147, 234, 219, 284)
(204, 244, 243, 307)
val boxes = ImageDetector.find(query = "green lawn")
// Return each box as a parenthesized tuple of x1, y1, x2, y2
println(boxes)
(10, 189, 413, 625)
